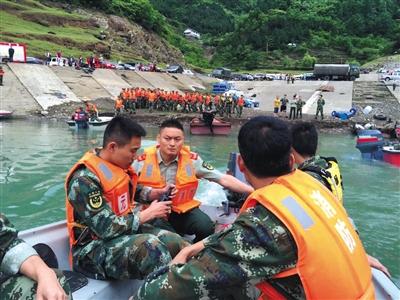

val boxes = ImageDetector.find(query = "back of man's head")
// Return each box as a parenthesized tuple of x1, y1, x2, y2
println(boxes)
(160, 118, 184, 132)
(238, 116, 292, 178)
(103, 116, 146, 148)
(290, 122, 318, 157)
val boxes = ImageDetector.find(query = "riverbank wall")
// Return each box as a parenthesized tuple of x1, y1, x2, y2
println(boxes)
(1, 63, 399, 124)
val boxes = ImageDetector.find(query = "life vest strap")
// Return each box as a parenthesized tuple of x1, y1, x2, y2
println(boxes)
(256, 282, 286, 300)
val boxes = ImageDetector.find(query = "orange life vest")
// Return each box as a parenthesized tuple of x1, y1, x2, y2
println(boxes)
(65, 151, 137, 264)
(240, 170, 374, 300)
(137, 145, 200, 213)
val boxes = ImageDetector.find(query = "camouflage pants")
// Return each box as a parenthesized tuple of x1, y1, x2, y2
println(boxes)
(74, 224, 189, 280)
(0, 269, 71, 300)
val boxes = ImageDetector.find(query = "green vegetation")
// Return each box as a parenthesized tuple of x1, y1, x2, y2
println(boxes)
(0, 0, 398, 70)
(151, 0, 400, 69)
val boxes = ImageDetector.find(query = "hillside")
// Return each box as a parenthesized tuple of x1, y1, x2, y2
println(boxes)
(0, 0, 184, 64)
(1, 0, 399, 70)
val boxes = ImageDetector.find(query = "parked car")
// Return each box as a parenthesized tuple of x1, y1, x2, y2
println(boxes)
(242, 74, 254, 81)
(166, 65, 184, 73)
(182, 69, 194, 76)
(101, 61, 117, 69)
(265, 75, 275, 81)
(253, 73, 266, 80)
(244, 98, 259, 108)
(122, 63, 135, 70)
(302, 73, 316, 80)
(380, 71, 400, 82)
(115, 63, 125, 70)
(26, 56, 44, 64)
(49, 57, 66, 66)
(183, 28, 200, 39)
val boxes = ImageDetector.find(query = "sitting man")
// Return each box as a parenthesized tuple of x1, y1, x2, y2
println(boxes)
(65, 116, 188, 280)
(291, 121, 390, 275)
(133, 119, 253, 242)
(0, 213, 71, 300)
(133, 116, 374, 300)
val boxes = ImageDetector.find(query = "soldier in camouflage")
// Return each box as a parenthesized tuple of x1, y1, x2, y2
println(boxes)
(0, 213, 71, 300)
(290, 121, 390, 276)
(132, 117, 307, 300)
(66, 116, 189, 281)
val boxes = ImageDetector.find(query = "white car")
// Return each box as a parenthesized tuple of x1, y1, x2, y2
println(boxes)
(183, 29, 200, 39)
(380, 71, 400, 82)
(183, 69, 194, 76)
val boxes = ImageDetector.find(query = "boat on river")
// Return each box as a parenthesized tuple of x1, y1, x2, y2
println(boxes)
(382, 144, 400, 167)
(18, 153, 400, 299)
(190, 117, 231, 135)
(67, 116, 113, 129)
(0, 110, 13, 119)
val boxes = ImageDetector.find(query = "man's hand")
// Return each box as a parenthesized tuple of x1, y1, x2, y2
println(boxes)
(139, 200, 172, 224)
(20, 255, 68, 300)
(170, 241, 205, 265)
(367, 254, 391, 277)
(36, 269, 68, 300)
(149, 184, 177, 200)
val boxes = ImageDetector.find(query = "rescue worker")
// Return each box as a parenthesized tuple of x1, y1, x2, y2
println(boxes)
(291, 121, 344, 203)
(134, 116, 374, 299)
(236, 95, 244, 117)
(65, 116, 188, 281)
(289, 94, 298, 120)
(315, 94, 325, 120)
(133, 119, 253, 242)
(132, 116, 375, 300)
(84, 99, 99, 121)
(0, 66, 4, 86)
(273, 95, 280, 117)
(0, 213, 71, 300)
(296, 95, 305, 119)
(290, 121, 390, 275)
(114, 96, 124, 115)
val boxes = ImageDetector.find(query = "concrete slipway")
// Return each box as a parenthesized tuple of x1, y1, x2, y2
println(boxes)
(92, 69, 131, 98)
(51, 67, 111, 100)
(0, 64, 40, 116)
(115, 70, 154, 90)
(135, 71, 184, 92)
(8, 63, 80, 110)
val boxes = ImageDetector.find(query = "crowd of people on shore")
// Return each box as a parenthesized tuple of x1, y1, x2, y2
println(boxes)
(2, 115, 391, 299)
(114, 87, 246, 118)
(274, 93, 325, 120)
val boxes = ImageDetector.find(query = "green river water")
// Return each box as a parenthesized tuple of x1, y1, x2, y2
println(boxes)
(0, 119, 399, 284)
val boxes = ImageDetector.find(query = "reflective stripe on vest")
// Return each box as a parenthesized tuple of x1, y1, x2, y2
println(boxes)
(138, 145, 200, 213)
(240, 169, 374, 300)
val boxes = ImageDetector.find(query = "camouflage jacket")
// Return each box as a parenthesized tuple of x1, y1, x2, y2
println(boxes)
(67, 166, 142, 274)
(297, 156, 330, 189)
(0, 213, 37, 279)
(134, 204, 305, 300)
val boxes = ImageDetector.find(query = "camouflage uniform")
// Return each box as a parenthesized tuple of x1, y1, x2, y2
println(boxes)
(67, 166, 189, 280)
(297, 155, 329, 185)
(0, 213, 71, 300)
(315, 96, 325, 120)
(133, 149, 223, 242)
(133, 204, 304, 300)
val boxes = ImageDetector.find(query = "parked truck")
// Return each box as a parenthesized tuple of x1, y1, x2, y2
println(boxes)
(313, 64, 360, 81)
(211, 67, 231, 80)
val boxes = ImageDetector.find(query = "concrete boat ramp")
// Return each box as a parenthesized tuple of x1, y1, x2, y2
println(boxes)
(8, 63, 81, 110)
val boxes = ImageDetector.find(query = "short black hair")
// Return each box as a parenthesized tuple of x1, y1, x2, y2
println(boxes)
(103, 116, 146, 147)
(238, 116, 292, 177)
(160, 118, 184, 132)
(290, 122, 318, 157)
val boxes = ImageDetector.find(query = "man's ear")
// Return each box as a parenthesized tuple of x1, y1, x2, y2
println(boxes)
(289, 153, 295, 170)
(106, 141, 117, 152)
(156, 134, 160, 145)
(238, 154, 246, 173)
